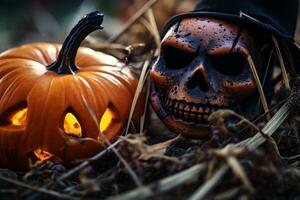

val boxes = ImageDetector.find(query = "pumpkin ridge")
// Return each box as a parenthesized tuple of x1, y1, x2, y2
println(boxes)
(76, 77, 101, 138)
(80, 72, 133, 102)
(22, 76, 56, 157)
(34, 44, 59, 65)
(0, 59, 46, 72)
(0, 49, 49, 66)
(80, 68, 137, 95)
(73, 73, 127, 141)
(75, 74, 108, 116)
(65, 75, 102, 140)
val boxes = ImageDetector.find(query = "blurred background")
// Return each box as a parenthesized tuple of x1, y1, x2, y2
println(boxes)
(0, 0, 298, 52)
(0, 0, 197, 51)
(0, 0, 300, 51)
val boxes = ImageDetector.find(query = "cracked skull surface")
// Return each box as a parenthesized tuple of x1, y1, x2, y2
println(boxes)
(151, 17, 272, 137)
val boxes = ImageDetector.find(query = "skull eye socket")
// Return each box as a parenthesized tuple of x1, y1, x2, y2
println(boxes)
(162, 46, 195, 69)
(210, 53, 247, 76)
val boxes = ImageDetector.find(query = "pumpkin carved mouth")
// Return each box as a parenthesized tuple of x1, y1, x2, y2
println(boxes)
(162, 96, 223, 124)
(3, 103, 120, 162)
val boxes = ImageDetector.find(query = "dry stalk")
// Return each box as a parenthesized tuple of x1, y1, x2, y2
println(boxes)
(272, 36, 290, 89)
(294, 41, 300, 50)
(110, 164, 207, 200)
(226, 156, 254, 193)
(214, 187, 241, 200)
(125, 60, 150, 135)
(83, 38, 128, 51)
(211, 146, 254, 193)
(189, 166, 229, 200)
(107, 0, 160, 43)
(239, 11, 260, 23)
(209, 109, 267, 138)
(146, 8, 161, 51)
(247, 56, 270, 118)
(262, 47, 274, 87)
(188, 100, 291, 200)
(235, 101, 291, 150)
(81, 97, 143, 188)
(268, 137, 300, 160)
(58, 139, 122, 182)
(114, 99, 292, 200)
(139, 77, 151, 133)
(0, 175, 77, 200)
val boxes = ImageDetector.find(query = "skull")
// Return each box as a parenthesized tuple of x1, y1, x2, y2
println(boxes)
(150, 17, 272, 138)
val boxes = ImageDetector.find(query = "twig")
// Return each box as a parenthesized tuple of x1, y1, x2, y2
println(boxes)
(210, 109, 268, 139)
(262, 47, 275, 87)
(235, 101, 291, 150)
(81, 97, 143, 188)
(247, 56, 270, 119)
(188, 101, 291, 200)
(58, 139, 122, 182)
(272, 36, 290, 89)
(115, 99, 292, 200)
(214, 187, 241, 200)
(110, 164, 206, 200)
(0, 175, 77, 200)
(125, 60, 150, 135)
(146, 8, 161, 51)
(238, 96, 289, 135)
(226, 156, 253, 193)
(107, 0, 160, 43)
(140, 77, 151, 133)
(188, 166, 229, 200)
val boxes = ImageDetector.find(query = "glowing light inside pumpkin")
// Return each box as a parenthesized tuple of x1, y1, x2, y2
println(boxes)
(63, 113, 82, 137)
(100, 108, 114, 133)
(11, 108, 27, 126)
(34, 149, 54, 161)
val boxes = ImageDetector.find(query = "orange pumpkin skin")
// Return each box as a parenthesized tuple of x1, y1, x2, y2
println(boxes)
(0, 12, 143, 169)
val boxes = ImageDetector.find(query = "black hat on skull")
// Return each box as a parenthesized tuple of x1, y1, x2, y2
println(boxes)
(162, 0, 300, 72)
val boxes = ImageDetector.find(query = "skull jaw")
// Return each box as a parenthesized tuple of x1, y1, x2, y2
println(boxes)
(151, 86, 211, 138)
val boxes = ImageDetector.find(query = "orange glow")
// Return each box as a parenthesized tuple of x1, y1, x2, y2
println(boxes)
(11, 108, 27, 126)
(63, 113, 82, 137)
(34, 149, 54, 161)
(99, 108, 114, 133)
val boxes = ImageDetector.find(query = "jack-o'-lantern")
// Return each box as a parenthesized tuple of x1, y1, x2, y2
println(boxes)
(0, 12, 143, 169)
(150, 0, 299, 137)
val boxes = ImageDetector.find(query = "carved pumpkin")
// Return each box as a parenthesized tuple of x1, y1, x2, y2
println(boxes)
(0, 12, 142, 169)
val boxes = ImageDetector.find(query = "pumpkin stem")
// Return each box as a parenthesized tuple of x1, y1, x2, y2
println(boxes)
(48, 11, 104, 74)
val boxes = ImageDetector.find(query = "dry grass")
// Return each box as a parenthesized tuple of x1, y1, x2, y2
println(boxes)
(0, 1, 299, 200)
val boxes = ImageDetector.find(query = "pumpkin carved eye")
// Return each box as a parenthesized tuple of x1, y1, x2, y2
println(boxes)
(0, 103, 28, 126)
(10, 108, 27, 126)
(0, 106, 54, 161)
(100, 108, 115, 133)
(33, 107, 116, 162)
(64, 113, 82, 137)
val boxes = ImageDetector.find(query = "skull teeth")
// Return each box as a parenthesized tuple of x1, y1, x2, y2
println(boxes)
(164, 98, 222, 124)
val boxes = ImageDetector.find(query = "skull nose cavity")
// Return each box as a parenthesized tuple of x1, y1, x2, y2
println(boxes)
(186, 68, 209, 92)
